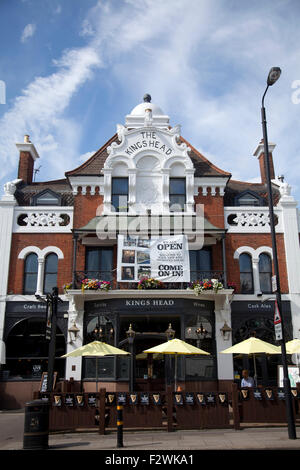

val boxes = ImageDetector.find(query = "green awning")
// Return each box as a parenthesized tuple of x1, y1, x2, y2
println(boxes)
(75, 214, 224, 235)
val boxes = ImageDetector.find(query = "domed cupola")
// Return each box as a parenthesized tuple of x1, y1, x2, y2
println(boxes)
(125, 94, 170, 129)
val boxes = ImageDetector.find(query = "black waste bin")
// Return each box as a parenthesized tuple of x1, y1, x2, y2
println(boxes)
(23, 399, 49, 450)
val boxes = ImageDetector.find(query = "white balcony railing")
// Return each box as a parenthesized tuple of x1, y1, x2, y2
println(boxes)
(224, 206, 283, 233)
(13, 206, 73, 233)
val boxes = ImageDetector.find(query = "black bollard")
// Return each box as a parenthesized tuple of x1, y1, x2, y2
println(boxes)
(117, 405, 124, 448)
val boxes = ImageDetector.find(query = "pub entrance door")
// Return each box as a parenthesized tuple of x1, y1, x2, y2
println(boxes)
(119, 315, 181, 391)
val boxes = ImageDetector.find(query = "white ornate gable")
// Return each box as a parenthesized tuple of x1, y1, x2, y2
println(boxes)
(101, 123, 195, 214)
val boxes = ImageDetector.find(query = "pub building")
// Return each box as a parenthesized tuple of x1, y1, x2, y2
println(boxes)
(0, 95, 299, 409)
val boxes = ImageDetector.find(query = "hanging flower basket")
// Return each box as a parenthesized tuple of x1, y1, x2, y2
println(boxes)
(81, 278, 111, 292)
(227, 282, 237, 292)
(137, 277, 165, 290)
(188, 278, 223, 295)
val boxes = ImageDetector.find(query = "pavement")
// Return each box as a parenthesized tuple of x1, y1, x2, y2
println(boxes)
(1, 409, 300, 462)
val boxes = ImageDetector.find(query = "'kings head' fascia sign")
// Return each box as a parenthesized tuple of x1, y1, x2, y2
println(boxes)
(105, 124, 193, 169)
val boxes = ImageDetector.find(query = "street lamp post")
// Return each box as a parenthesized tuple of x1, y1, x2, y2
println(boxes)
(261, 67, 296, 440)
(126, 324, 136, 392)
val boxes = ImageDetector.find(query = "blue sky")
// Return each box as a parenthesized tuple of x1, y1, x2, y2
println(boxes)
(0, 0, 300, 204)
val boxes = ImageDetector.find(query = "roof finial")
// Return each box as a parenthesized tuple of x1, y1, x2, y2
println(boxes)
(143, 94, 151, 103)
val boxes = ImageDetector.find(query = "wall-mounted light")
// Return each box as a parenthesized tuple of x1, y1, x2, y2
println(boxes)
(126, 324, 136, 344)
(196, 323, 208, 339)
(68, 321, 80, 343)
(220, 322, 232, 341)
(165, 323, 175, 341)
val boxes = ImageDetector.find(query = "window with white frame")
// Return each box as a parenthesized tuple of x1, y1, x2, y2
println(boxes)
(258, 253, 272, 294)
(19, 246, 63, 295)
(23, 253, 38, 295)
(239, 253, 254, 294)
(234, 247, 273, 295)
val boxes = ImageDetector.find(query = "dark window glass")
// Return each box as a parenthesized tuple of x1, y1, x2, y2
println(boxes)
(35, 191, 60, 206)
(44, 253, 58, 294)
(259, 253, 272, 294)
(112, 178, 128, 212)
(83, 357, 115, 379)
(170, 178, 185, 212)
(236, 192, 260, 206)
(239, 253, 254, 294)
(189, 248, 212, 281)
(85, 247, 113, 281)
(4, 318, 65, 380)
(23, 253, 38, 294)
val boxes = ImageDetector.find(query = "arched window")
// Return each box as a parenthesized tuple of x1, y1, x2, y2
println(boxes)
(3, 318, 65, 380)
(259, 253, 272, 294)
(239, 253, 254, 294)
(23, 253, 38, 294)
(44, 253, 58, 294)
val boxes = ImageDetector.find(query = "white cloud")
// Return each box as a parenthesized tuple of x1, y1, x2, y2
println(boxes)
(78, 150, 96, 162)
(80, 19, 95, 37)
(0, 47, 101, 182)
(21, 23, 36, 43)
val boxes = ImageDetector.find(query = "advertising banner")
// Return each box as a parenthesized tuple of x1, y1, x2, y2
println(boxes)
(117, 234, 190, 283)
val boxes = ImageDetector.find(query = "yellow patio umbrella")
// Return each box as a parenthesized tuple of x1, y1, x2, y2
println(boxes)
(220, 337, 280, 386)
(285, 339, 300, 354)
(61, 341, 130, 392)
(143, 338, 210, 391)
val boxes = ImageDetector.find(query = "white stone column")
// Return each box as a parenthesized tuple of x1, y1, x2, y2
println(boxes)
(65, 295, 84, 381)
(252, 257, 261, 295)
(278, 184, 300, 337)
(35, 258, 45, 296)
(215, 295, 234, 381)
(0, 188, 17, 364)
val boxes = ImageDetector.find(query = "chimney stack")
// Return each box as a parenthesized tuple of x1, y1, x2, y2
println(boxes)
(16, 135, 39, 184)
(253, 139, 276, 184)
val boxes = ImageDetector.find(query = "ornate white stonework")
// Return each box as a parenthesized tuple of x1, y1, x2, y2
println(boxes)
(224, 207, 283, 233)
(13, 207, 73, 232)
(102, 124, 195, 214)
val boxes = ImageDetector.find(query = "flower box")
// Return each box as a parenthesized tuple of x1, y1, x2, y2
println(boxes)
(188, 279, 223, 295)
(137, 277, 165, 290)
(81, 278, 111, 291)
